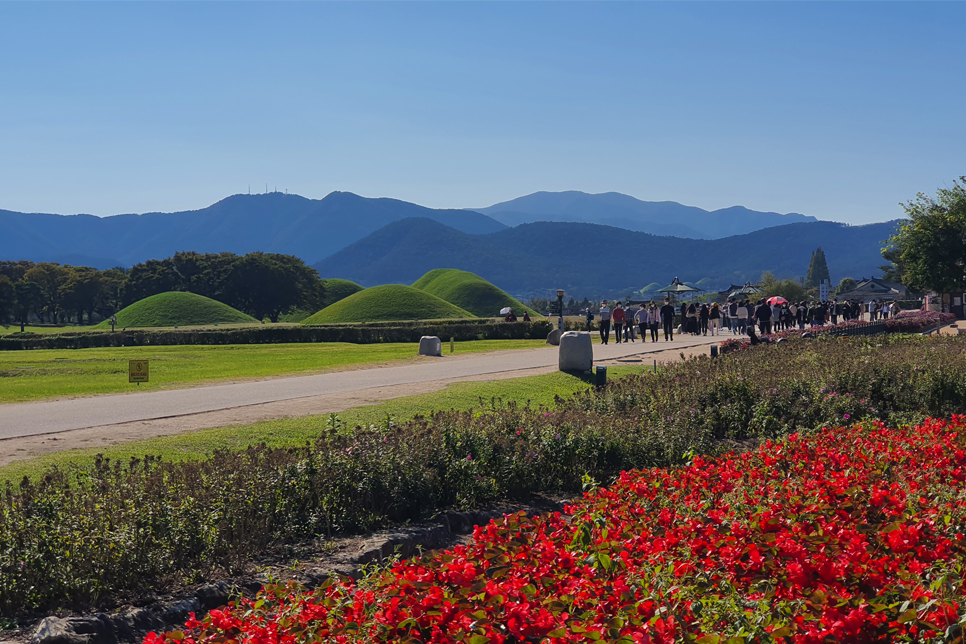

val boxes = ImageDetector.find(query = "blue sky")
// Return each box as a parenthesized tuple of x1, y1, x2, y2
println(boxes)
(0, 2, 963, 224)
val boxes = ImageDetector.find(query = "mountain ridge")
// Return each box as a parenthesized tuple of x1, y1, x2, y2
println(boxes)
(313, 217, 901, 298)
(0, 191, 507, 268)
(472, 190, 818, 239)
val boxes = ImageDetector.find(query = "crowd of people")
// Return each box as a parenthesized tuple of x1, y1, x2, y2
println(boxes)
(586, 297, 901, 344)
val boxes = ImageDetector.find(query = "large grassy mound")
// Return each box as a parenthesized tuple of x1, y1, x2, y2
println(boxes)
(321, 278, 365, 307)
(302, 284, 474, 324)
(411, 269, 538, 318)
(97, 292, 257, 328)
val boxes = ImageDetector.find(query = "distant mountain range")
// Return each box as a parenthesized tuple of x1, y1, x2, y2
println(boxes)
(0, 190, 900, 298)
(314, 218, 901, 298)
(0, 192, 506, 269)
(472, 191, 817, 239)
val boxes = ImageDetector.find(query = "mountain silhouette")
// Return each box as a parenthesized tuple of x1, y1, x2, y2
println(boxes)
(314, 218, 901, 298)
(472, 191, 817, 239)
(0, 192, 506, 268)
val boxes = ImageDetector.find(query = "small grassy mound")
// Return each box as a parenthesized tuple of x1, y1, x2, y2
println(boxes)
(411, 269, 538, 318)
(302, 284, 474, 324)
(321, 278, 364, 307)
(97, 292, 256, 328)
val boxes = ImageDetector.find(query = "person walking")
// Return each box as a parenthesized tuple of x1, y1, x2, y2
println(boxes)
(635, 305, 648, 342)
(709, 302, 720, 336)
(736, 299, 748, 335)
(660, 299, 676, 341)
(648, 302, 660, 342)
(612, 302, 626, 344)
(755, 299, 772, 335)
(585, 308, 593, 331)
(686, 303, 698, 335)
(598, 301, 612, 344)
(699, 303, 710, 336)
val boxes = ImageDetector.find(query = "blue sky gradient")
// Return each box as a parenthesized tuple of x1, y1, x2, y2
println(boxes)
(1, 2, 963, 224)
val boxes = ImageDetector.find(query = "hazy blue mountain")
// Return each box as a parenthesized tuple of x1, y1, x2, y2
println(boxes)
(471, 191, 817, 239)
(0, 192, 506, 268)
(314, 218, 901, 298)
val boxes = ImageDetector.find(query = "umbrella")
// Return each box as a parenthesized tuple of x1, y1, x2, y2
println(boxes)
(767, 296, 788, 305)
(728, 282, 764, 299)
(500, 307, 512, 315)
(658, 277, 701, 295)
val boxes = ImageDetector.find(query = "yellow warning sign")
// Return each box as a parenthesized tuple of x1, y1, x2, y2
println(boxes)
(129, 360, 149, 383)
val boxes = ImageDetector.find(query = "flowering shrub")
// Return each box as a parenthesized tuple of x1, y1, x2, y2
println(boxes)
(149, 417, 966, 643)
(720, 311, 956, 354)
(5, 335, 966, 615)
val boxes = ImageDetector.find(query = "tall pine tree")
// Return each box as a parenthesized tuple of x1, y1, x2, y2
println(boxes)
(805, 247, 831, 288)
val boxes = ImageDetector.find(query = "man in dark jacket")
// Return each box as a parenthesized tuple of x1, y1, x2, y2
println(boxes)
(755, 299, 772, 335)
(660, 299, 676, 341)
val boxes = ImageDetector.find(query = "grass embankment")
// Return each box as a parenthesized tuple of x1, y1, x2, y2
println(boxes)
(0, 366, 646, 484)
(0, 339, 547, 403)
(412, 269, 538, 318)
(302, 284, 474, 324)
(95, 292, 256, 328)
(6, 334, 965, 615)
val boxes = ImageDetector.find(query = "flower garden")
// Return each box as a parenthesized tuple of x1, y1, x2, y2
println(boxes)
(148, 416, 966, 643)
(5, 330, 966, 642)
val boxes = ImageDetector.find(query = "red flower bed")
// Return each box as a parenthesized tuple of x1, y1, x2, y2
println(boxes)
(147, 417, 966, 644)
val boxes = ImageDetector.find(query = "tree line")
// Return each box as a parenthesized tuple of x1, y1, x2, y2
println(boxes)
(0, 251, 324, 328)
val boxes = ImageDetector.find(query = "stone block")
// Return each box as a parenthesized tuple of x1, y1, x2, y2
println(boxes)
(546, 329, 562, 345)
(418, 336, 442, 356)
(558, 331, 593, 372)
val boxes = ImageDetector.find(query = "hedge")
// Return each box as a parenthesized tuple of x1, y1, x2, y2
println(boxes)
(0, 320, 555, 351)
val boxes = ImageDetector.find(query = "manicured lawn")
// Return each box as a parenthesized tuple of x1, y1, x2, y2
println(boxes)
(0, 365, 647, 484)
(0, 339, 549, 404)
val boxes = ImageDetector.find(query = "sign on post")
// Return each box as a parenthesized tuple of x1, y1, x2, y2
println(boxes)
(129, 360, 149, 384)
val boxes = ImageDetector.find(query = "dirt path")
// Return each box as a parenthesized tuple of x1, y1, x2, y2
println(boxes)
(0, 337, 720, 466)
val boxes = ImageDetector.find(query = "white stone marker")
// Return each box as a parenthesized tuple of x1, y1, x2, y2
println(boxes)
(558, 331, 593, 372)
(418, 336, 442, 357)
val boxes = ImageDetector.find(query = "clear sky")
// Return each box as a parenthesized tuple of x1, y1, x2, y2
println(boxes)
(1, 2, 963, 224)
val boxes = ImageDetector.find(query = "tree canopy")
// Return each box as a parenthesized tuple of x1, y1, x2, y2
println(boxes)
(805, 248, 831, 288)
(884, 177, 966, 295)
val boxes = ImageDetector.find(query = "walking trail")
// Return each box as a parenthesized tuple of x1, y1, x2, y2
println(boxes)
(0, 333, 723, 466)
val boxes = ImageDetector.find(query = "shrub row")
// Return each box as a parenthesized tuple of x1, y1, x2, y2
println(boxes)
(3, 334, 966, 615)
(0, 320, 554, 351)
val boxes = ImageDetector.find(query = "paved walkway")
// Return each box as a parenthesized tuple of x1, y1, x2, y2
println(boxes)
(0, 334, 723, 442)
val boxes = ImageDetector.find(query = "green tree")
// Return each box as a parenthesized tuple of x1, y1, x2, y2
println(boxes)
(13, 280, 44, 332)
(23, 263, 70, 323)
(805, 248, 831, 288)
(0, 275, 15, 324)
(759, 271, 779, 295)
(224, 253, 324, 322)
(884, 177, 966, 296)
(59, 267, 103, 324)
(836, 277, 857, 294)
(121, 259, 183, 306)
(97, 268, 127, 318)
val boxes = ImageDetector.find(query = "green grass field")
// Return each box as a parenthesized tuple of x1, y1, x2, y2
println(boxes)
(411, 269, 539, 318)
(302, 284, 475, 324)
(94, 291, 256, 328)
(0, 365, 647, 484)
(0, 338, 548, 403)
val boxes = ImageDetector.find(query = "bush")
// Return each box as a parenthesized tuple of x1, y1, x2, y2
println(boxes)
(3, 334, 966, 615)
(0, 320, 554, 351)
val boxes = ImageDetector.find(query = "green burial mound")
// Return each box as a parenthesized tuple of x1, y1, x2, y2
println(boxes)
(411, 268, 538, 318)
(301, 284, 475, 324)
(97, 292, 257, 328)
(321, 278, 365, 307)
